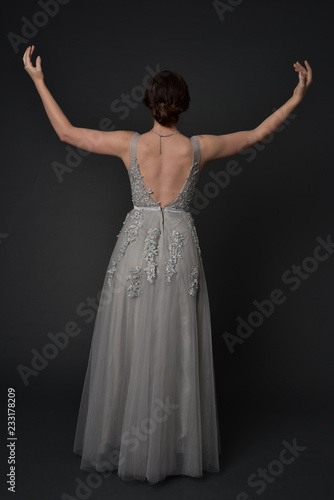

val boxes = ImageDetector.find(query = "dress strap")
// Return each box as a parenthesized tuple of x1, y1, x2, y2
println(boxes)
(190, 136, 202, 167)
(130, 132, 201, 168)
(129, 132, 140, 167)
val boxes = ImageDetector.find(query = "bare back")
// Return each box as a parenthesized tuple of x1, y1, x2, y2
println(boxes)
(122, 131, 204, 208)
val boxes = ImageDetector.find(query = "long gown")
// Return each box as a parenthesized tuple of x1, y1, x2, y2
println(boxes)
(73, 132, 221, 484)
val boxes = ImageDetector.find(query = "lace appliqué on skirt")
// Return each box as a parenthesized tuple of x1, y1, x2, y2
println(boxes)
(184, 212, 202, 263)
(127, 266, 142, 297)
(143, 227, 161, 283)
(107, 210, 144, 287)
(189, 265, 199, 296)
(165, 230, 185, 283)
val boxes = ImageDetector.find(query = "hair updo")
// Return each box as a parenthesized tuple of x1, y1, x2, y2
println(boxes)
(142, 70, 190, 127)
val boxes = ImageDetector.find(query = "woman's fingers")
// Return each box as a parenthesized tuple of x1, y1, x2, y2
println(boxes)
(36, 55, 42, 71)
(23, 47, 29, 68)
(23, 45, 36, 71)
(292, 59, 312, 97)
(23, 45, 44, 81)
(24, 46, 31, 64)
(25, 49, 32, 69)
(296, 60, 312, 87)
(304, 60, 312, 84)
(293, 61, 310, 87)
(294, 60, 312, 76)
(295, 62, 306, 74)
(23, 45, 36, 75)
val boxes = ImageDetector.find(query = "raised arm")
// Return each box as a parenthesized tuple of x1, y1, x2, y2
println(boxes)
(23, 45, 132, 158)
(198, 60, 312, 166)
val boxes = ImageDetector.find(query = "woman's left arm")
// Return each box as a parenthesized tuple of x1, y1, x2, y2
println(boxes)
(251, 60, 313, 143)
(198, 60, 313, 163)
(23, 45, 131, 158)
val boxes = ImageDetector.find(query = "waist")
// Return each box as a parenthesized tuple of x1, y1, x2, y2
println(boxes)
(133, 205, 188, 213)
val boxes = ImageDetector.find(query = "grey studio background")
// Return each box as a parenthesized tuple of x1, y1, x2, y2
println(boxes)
(1, 0, 333, 499)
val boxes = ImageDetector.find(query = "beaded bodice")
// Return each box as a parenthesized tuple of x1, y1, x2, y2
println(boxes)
(128, 132, 201, 211)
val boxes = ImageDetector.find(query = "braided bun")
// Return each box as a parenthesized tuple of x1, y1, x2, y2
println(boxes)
(142, 70, 190, 127)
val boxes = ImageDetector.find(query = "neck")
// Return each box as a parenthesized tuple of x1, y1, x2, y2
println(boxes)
(152, 121, 179, 135)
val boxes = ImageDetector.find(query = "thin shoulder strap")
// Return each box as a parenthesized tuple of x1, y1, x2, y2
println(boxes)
(190, 135, 201, 167)
(129, 132, 140, 167)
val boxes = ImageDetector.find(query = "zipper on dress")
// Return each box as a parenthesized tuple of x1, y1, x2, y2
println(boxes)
(160, 206, 165, 226)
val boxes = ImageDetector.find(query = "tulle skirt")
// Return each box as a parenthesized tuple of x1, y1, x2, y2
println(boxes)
(73, 206, 221, 484)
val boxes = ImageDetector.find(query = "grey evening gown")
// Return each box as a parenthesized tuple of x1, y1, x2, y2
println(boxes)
(73, 132, 221, 484)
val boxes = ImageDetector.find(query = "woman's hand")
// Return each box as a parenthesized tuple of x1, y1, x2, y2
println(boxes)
(23, 45, 44, 82)
(293, 60, 312, 100)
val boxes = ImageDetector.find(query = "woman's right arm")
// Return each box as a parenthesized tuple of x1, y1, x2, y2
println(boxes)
(198, 60, 312, 166)
(23, 45, 133, 159)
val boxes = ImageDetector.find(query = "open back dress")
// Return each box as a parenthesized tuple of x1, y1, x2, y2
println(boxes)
(73, 132, 221, 484)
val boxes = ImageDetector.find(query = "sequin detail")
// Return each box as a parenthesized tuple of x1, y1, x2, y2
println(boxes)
(128, 134, 201, 211)
(168, 161, 200, 210)
(127, 266, 142, 297)
(165, 231, 185, 282)
(189, 266, 199, 296)
(184, 212, 202, 263)
(128, 158, 161, 208)
(107, 210, 144, 287)
(143, 227, 161, 283)
(107, 260, 117, 286)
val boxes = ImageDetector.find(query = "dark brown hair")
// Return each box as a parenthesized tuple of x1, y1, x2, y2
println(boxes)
(142, 70, 190, 127)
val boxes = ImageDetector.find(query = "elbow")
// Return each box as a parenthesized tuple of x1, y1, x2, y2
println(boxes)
(59, 125, 75, 143)
(251, 128, 263, 145)
(59, 132, 69, 143)
(252, 127, 273, 145)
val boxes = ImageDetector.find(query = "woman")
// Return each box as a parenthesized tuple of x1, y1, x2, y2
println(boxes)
(23, 46, 312, 485)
